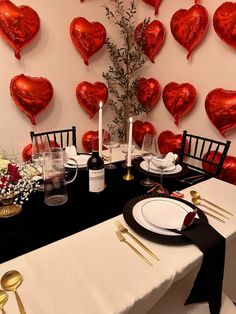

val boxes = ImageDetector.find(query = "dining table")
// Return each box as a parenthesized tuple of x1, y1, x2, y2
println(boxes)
(0, 150, 236, 314)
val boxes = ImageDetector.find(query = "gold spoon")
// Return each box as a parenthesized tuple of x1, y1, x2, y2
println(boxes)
(190, 190, 233, 216)
(192, 198, 226, 223)
(0, 290, 8, 314)
(1, 270, 26, 314)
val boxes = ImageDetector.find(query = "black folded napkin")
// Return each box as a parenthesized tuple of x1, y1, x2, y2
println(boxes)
(180, 220, 225, 314)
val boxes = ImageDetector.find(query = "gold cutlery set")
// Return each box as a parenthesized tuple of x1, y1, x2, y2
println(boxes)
(0, 270, 26, 314)
(190, 190, 233, 223)
(116, 220, 159, 266)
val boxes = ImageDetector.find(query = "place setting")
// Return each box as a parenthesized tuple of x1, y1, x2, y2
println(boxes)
(123, 193, 208, 245)
(64, 145, 91, 169)
(122, 190, 227, 314)
(134, 134, 189, 183)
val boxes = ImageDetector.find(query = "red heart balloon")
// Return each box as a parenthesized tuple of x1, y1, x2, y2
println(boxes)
(132, 120, 156, 147)
(22, 144, 32, 162)
(158, 130, 183, 156)
(202, 151, 236, 185)
(142, 0, 162, 15)
(205, 88, 236, 136)
(213, 2, 236, 50)
(170, 4, 208, 59)
(76, 81, 108, 119)
(81, 129, 108, 152)
(10, 74, 53, 125)
(162, 82, 197, 125)
(0, 0, 40, 59)
(137, 78, 161, 111)
(70, 17, 106, 65)
(135, 20, 166, 63)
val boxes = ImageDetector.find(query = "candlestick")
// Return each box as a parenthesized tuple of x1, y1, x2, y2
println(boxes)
(127, 117, 133, 167)
(123, 166, 134, 181)
(98, 101, 103, 157)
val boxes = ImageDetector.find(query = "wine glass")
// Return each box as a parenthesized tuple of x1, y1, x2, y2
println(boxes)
(152, 153, 176, 187)
(103, 129, 120, 170)
(140, 134, 158, 187)
(120, 142, 135, 168)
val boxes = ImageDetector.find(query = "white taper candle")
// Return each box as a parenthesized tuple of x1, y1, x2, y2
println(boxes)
(127, 117, 133, 167)
(98, 101, 103, 157)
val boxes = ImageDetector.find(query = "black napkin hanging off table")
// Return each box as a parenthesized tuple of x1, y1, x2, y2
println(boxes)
(180, 219, 225, 314)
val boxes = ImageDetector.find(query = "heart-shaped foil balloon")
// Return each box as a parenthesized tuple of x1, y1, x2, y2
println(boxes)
(142, 0, 162, 16)
(0, 0, 40, 59)
(213, 2, 236, 50)
(10, 74, 53, 125)
(70, 17, 106, 65)
(158, 130, 184, 156)
(170, 4, 208, 59)
(202, 151, 236, 185)
(136, 77, 161, 111)
(132, 120, 156, 148)
(82, 130, 98, 152)
(135, 20, 166, 63)
(81, 129, 108, 152)
(205, 88, 236, 136)
(76, 81, 108, 119)
(162, 82, 197, 125)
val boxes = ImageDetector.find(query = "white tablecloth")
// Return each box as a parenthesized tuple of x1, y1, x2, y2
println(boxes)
(1, 178, 236, 314)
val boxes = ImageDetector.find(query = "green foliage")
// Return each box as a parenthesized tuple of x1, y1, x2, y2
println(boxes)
(103, 0, 149, 140)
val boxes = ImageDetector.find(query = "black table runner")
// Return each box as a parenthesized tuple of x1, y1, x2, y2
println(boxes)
(0, 160, 209, 263)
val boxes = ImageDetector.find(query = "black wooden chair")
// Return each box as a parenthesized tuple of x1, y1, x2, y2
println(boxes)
(179, 130, 231, 178)
(30, 126, 77, 150)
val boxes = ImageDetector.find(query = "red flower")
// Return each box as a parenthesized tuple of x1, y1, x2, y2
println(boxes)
(7, 163, 22, 182)
(0, 176, 10, 189)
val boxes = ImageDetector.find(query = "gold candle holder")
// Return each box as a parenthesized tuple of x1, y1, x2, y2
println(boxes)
(123, 167, 134, 181)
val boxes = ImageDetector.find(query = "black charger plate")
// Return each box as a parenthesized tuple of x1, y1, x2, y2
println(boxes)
(123, 194, 208, 245)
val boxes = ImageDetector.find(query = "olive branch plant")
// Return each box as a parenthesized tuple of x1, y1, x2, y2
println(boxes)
(103, 0, 150, 140)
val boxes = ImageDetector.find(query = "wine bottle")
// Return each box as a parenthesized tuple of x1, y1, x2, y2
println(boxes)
(87, 137, 105, 193)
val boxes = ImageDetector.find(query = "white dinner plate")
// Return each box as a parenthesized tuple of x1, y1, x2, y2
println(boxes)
(132, 197, 199, 236)
(65, 154, 90, 168)
(140, 161, 182, 175)
(150, 163, 176, 172)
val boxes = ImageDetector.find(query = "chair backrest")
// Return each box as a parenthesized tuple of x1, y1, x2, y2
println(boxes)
(179, 130, 231, 177)
(30, 126, 77, 150)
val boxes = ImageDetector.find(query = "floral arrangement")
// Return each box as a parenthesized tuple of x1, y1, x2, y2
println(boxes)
(0, 152, 39, 207)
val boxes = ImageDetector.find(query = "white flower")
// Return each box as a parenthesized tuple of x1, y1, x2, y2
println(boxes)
(0, 158, 10, 171)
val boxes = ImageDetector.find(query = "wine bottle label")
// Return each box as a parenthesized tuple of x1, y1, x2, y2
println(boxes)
(89, 169, 105, 193)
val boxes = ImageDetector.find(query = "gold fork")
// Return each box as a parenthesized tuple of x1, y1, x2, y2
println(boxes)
(116, 220, 160, 261)
(116, 231, 153, 266)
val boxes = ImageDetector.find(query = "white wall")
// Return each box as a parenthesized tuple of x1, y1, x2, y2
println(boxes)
(0, 0, 235, 159)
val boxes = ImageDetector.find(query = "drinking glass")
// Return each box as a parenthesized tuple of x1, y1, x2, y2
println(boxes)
(120, 142, 135, 168)
(44, 147, 78, 206)
(140, 134, 158, 187)
(103, 130, 120, 170)
(31, 135, 50, 190)
(152, 154, 175, 187)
